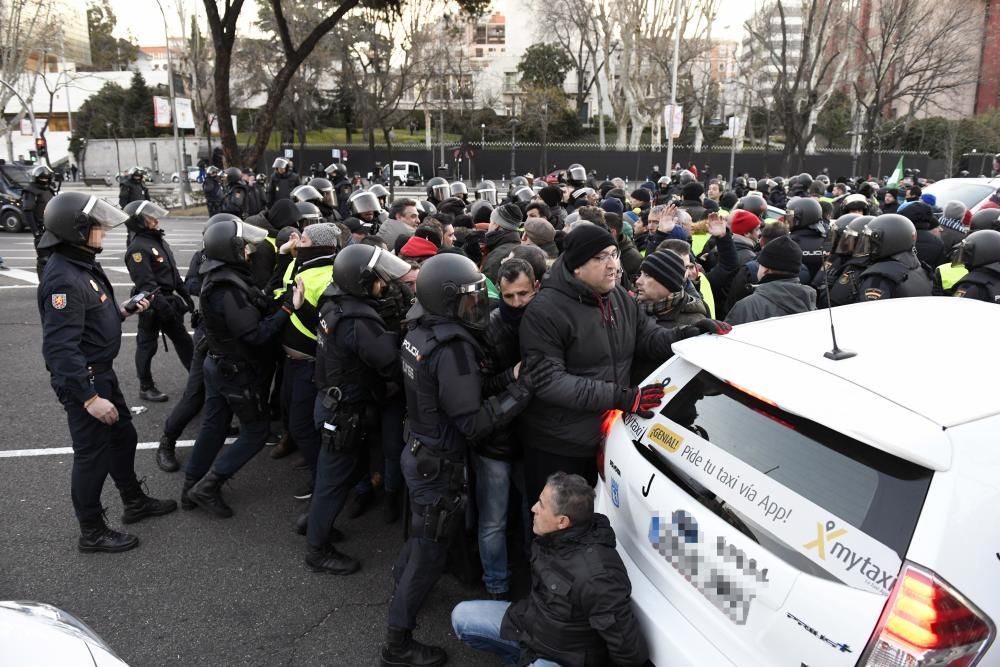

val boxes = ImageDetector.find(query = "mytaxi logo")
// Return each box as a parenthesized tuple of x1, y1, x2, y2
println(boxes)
(804, 520, 848, 560)
(648, 423, 683, 453)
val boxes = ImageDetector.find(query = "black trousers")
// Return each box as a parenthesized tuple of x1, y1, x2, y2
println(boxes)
(57, 370, 138, 522)
(135, 306, 193, 388)
(162, 328, 206, 440)
(523, 447, 598, 512)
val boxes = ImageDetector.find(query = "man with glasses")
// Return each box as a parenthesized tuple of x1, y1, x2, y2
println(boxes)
(517, 223, 731, 504)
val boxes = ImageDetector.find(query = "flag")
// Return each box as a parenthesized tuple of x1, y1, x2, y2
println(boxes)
(887, 157, 903, 187)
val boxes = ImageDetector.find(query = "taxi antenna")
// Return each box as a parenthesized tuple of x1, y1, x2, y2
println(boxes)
(821, 253, 856, 361)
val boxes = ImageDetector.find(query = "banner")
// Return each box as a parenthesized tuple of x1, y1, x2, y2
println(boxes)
(663, 105, 684, 139)
(209, 114, 238, 135)
(174, 97, 195, 129)
(153, 96, 172, 128)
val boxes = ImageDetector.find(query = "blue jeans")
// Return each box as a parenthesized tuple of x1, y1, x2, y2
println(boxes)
(451, 600, 560, 667)
(473, 454, 512, 593)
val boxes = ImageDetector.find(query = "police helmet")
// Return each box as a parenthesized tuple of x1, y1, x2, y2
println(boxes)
(367, 184, 389, 208)
(325, 162, 347, 179)
(476, 180, 497, 205)
(450, 181, 469, 198)
(223, 167, 242, 185)
(747, 178, 758, 190)
(842, 193, 869, 214)
(291, 184, 322, 204)
(296, 201, 323, 225)
(817, 174, 831, 186)
(656, 176, 671, 193)
(206, 165, 221, 177)
(426, 177, 450, 202)
(30, 164, 53, 183)
(350, 191, 380, 216)
(470, 199, 493, 220)
(509, 176, 529, 195)
(415, 253, 490, 330)
(127, 166, 144, 180)
(334, 244, 411, 298)
(826, 213, 859, 252)
(774, 176, 786, 188)
(797, 173, 814, 189)
(833, 215, 871, 256)
(272, 157, 291, 172)
(784, 197, 823, 231)
(954, 229, 1000, 269)
(309, 177, 334, 193)
(38, 192, 129, 250)
(417, 200, 437, 218)
(512, 186, 533, 205)
(737, 194, 769, 220)
(122, 200, 169, 233)
(970, 208, 1000, 232)
(857, 214, 916, 260)
(255, 173, 266, 185)
(566, 163, 587, 186)
(677, 169, 696, 185)
(203, 217, 268, 265)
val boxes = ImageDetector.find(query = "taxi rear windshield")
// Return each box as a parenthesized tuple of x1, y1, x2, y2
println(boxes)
(657, 371, 932, 561)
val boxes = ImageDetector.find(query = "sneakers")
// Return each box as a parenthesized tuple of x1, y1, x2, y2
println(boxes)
(139, 385, 169, 402)
(78, 515, 139, 554)
(293, 479, 313, 501)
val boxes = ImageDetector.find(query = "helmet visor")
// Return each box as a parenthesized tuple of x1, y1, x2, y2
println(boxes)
(86, 196, 130, 229)
(477, 188, 497, 205)
(273, 157, 290, 170)
(368, 247, 412, 283)
(292, 185, 321, 203)
(835, 229, 861, 255)
(568, 166, 586, 182)
(351, 192, 379, 214)
(853, 229, 875, 258)
(236, 220, 268, 254)
(952, 240, 972, 268)
(455, 278, 490, 330)
(451, 182, 468, 196)
(135, 200, 169, 221)
(431, 184, 450, 201)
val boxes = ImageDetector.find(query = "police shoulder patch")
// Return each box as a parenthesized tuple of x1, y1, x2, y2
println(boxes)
(51, 293, 67, 309)
(838, 273, 850, 285)
(864, 288, 883, 300)
(132, 252, 143, 263)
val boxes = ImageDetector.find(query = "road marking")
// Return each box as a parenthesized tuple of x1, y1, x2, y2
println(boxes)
(0, 283, 135, 290)
(121, 330, 194, 338)
(0, 268, 39, 284)
(0, 438, 235, 458)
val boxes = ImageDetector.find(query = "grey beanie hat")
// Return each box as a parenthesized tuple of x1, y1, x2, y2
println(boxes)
(303, 222, 341, 248)
(943, 200, 967, 220)
(490, 203, 523, 231)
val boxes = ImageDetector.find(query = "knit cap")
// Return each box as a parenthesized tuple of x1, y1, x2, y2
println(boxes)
(490, 203, 523, 231)
(641, 250, 686, 293)
(757, 234, 802, 274)
(562, 224, 616, 271)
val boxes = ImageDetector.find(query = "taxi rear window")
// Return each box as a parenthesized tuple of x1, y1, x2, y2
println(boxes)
(657, 371, 932, 561)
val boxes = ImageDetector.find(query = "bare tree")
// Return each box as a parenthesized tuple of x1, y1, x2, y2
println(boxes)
(744, 0, 851, 174)
(0, 0, 55, 160)
(851, 0, 981, 174)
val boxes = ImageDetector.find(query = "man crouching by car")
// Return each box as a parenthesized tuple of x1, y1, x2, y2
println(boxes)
(451, 472, 649, 667)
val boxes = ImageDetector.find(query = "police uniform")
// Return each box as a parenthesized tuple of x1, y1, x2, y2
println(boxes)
(388, 317, 531, 634)
(953, 263, 1000, 303)
(183, 258, 291, 515)
(855, 252, 933, 301)
(790, 226, 828, 284)
(203, 176, 224, 216)
(21, 181, 55, 275)
(220, 182, 252, 219)
(124, 227, 194, 395)
(333, 176, 354, 219)
(267, 170, 299, 206)
(307, 285, 400, 559)
(827, 257, 870, 307)
(119, 178, 149, 208)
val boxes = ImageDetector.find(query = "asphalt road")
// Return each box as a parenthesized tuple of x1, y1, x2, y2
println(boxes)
(0, 218, 490, 666)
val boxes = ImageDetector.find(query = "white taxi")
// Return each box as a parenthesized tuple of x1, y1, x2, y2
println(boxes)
(597, 297, 999, 667)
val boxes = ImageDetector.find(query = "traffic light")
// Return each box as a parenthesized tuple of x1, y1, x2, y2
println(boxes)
(35, 136, 47, 158)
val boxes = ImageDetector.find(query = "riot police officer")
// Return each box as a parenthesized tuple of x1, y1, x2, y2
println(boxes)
(450, 181, 469, 205)
(267, 157, 299, 206)
(38, 192, 176, 552)
(183, 216, 304, 517)
(826, 215, 872, 307)
(785, 196, 827, 283)
(566, 163, 587, 189)
(952, 230, 1000, 302)
(21, 164, 57, 276)
(854, 214, 933, 301)
(307, 177, 340, 221)
(203, 165, 224, 216)
(326, 162, 354, 219)
(219, 167, 252, 218)
(306, 244, 410, 574)
(382, 254, 533, 667)
(425, 177, 450, 207)
(123, 200, 195, 403)
(119, 167, 149, 208)
(368, 183, 390, 211)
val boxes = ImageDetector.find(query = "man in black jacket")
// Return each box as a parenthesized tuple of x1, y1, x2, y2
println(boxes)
(726, 235, 816, 325)
(452, 471, 648, 667)
(517, 224, 730, 504)
(481, 203, 523, 284)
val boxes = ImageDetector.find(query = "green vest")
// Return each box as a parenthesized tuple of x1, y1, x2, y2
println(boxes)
(937, 262, 968, 292)
(289, 264, 334, 341)
(698, 276, 715, 319)
(691, 232, 710, 257)
(274, 259, 296, 299)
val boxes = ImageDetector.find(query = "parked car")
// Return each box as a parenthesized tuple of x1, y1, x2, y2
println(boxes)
(922, 177, 1000, 213)
(0, 600, 127, 666)
(380, 161, 422, 186)
(596, 297, 998, 667)
(0, 163, 31, 232)
(171, 166, 202, 183)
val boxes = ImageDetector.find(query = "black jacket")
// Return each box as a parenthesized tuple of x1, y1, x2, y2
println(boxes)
(677, 198, 707, 222)
(20, 183, 55, 234)
(856, 252, 933, 301)
(124, 228, 190, 319)
(617, 234, 643, 281)
(953, 262, 1000, 303)
(725, 275, 817, 325)
(481, 228, 522, 284)
(478, 305, 525, 461)
(790, 226, 827, 284)
(915, 229, 947, 269)
(631, 292, 709, 384)
(501, 514, 649, 667)
(518, 256, 681, 458)
(119, 179, 149, 208)
(267, 171, 299, 206)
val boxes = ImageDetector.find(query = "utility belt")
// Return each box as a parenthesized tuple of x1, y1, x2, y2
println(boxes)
(409, 439, 465, 492)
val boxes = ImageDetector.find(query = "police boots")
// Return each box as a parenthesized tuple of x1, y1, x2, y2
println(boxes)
(78, 515, 139, 553)
(380, 627, 447, 667)
(120, 480, 178, 524)
(139, 385, 169, 402)
(156, 434, 181, 473)
(305, 544, 360, 575)
(186, 470, 234, 518)
(181, 476, 197, 511)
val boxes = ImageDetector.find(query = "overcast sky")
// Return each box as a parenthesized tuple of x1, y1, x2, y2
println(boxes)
(111, 0, 753, 46)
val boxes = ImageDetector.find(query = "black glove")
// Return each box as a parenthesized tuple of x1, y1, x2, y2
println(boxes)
(190, 309, 202, 330)
(628, 383, 666, 418)
(677, 318, 732, 340)
(181, 292, 196, 314)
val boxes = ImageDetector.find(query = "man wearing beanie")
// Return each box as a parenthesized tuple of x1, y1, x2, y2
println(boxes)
(522, 218, 559, 261)
(518, 223, 731, 504)
(900, 201, 946, 268)
(481, 203, 524, 284)
(538, 184, 567, 229)
(678, 181, 708, 222)
(726, 235, 815, 326)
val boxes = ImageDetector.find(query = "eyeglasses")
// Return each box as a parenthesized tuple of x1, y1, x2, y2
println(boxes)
(591, 251, 620, 264)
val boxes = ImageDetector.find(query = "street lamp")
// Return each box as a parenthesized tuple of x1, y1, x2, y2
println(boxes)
(106, 121, 121, 173)
(153, 0, 188, 206)
(480, 123, 485, 149)
(509, 119, 517, 178)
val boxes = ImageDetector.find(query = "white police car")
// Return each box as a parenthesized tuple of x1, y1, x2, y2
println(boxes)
(0, 601, 128, 666)
(596, 297, 999, 667)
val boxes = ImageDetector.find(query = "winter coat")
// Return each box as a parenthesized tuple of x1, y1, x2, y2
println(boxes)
(376, 218, 414, 250)
(631, 293, 709, 384)
(481, 228, 522, 285)
(501, 514, 649, 667)
(617, 234, 644, 281)
(518, 256, 681, 458)
(725, 276, 817, 325)
(915, 229, 947, 269)
(477, 305, 524, 461)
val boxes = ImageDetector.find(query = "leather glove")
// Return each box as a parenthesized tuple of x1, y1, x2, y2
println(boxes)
(614, 383, 665, 419)
(190, 309, 202, 330)
(677, 318, 732, 340)
(182, 293, 196, 314)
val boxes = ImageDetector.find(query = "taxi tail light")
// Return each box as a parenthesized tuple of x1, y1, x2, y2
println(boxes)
(597, 409, 621, 482)
(860, 561, 994, 667)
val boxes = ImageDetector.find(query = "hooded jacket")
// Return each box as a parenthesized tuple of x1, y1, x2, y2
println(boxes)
(725, 276, 817, 325)
(517, 256, 681, 458)
(501, 514, 649, 667)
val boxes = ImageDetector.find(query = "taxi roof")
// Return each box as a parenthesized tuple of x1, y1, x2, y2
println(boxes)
(673, 297, 999, 430)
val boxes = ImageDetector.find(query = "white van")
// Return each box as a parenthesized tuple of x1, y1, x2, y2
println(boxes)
(381, 161, 422, 186)
(597, 297, 998, 667)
